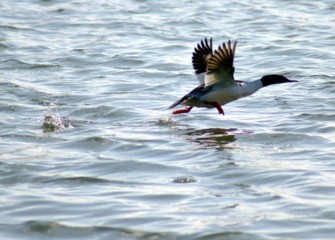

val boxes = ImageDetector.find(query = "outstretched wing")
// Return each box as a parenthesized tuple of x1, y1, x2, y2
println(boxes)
(205, 40, 237, 87)
(192, 37, 213, 83)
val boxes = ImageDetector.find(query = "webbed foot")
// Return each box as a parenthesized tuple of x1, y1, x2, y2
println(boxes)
(172, 107, 193, 114)
(209, 102, 224, 115)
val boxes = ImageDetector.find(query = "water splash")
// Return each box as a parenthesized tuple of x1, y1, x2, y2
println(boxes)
(42, 103, 65, 132)
(157, 115, 177, 126)
(172, 175, 197, 183)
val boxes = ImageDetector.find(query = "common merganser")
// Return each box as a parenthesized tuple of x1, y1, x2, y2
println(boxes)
(169, 38, 297, 115)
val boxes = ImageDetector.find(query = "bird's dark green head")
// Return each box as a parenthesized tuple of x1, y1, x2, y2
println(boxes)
(260, 74, 298, 87)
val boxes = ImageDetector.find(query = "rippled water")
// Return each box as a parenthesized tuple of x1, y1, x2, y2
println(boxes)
(1, 0, 335, 239)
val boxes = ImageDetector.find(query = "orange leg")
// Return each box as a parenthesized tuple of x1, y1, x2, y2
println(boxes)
(172, 107, 193, 114)
(209, 102, 224, 115)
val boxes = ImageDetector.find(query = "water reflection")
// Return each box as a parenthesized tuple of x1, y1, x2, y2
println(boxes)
(184, 128, 238, 150)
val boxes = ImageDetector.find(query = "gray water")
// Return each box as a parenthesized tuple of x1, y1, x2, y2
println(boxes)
(1, 0, 335, 239)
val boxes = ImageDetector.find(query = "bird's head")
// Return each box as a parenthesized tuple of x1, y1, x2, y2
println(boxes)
(260, 75, 298, 87)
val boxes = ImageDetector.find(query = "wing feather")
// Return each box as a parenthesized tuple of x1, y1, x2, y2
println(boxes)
(192, 37, 213, 83)
(205, 40, 237, 87)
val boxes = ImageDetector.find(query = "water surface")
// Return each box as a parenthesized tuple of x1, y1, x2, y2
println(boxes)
(1, 0, 335, 239)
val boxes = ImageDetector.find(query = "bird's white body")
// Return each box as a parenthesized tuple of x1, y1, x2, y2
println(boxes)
(199, 80, 263, 106)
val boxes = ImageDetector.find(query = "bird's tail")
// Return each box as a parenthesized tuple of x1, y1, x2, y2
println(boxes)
(168, 96, 187, 109)
(168, 99, 183, 109)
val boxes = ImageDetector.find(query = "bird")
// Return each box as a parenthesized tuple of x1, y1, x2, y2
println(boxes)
(169, 38, 297, 115)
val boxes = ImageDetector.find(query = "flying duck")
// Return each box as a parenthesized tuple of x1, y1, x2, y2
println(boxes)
(169, 38, 297, 115)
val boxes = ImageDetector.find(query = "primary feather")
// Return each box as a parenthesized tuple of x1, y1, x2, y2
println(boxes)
(205, 40, 237, 87)
(192, 37, 213, 83)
